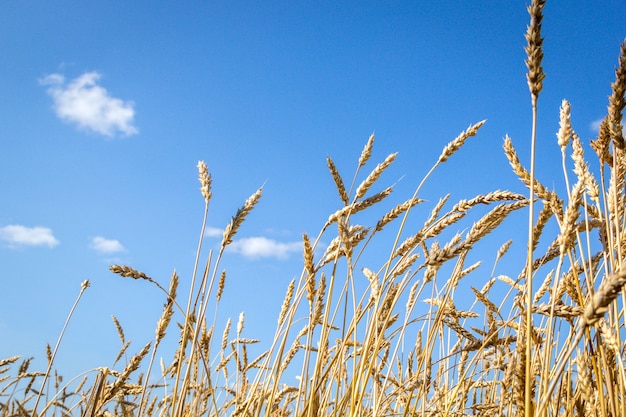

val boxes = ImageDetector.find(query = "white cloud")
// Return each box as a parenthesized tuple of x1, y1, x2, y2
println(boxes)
(40, 71, 138, 137)
(0, 225, 59, 248)
(204, 226, 223, 238)
(590, 118, 603, 133)
(227, 236, 302, 259)
(90, 236, 125, 254)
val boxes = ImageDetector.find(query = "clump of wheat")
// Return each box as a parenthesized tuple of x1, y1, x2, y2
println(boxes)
(2, 2, 626, 417)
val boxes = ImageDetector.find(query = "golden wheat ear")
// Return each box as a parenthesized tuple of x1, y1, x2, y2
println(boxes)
(607, 40, 626, 149)
(221, 187, 263, 248)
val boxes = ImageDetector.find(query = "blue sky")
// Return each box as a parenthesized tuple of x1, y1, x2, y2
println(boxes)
(1, 1, 625, 378)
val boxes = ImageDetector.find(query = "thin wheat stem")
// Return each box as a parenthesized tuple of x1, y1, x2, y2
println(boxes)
(32, 280, 90, 417)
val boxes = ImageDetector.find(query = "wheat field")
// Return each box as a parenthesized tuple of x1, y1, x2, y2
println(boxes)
(3, 1, 626, 416)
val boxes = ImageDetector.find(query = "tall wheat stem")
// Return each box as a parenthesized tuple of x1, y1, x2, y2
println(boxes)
(32, 280, 90, 417)
(524, 0, 546, 414)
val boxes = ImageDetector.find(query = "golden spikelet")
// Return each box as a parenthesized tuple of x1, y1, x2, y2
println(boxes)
(571, 132, 600, 202)
(532, 304, 582, 319)
(496, 239, 513, 260)
(557, 99, 572, 148)
(302, 233, 316, 305)
(583, 269, 626, 327)
(326, 186, 393, 226)
(558, 180, 584, 255)
(452, 190, 526, 212)
(463, 201, 528, 250)
(471, 287, 499, 315)
(0, 356, 20, 367)
(236, 311, 245, 336)
(503, 135, 559, 208)
(216, 270, 226, 302)
(156, 270, 178, 343)
(392, 253, 419, 278)
(438, 120, 486, 163)
(362, 267, 380, 305)
(590, 118, 613, 165)
(405, 280, 420, 312)
(278, 279, 295, 326)
(221, 318, 231, 352)
(312, 272, 326, 325)
(354, 153, 397, 201)
(222, 187, 263, 247)
(375, 196, 423, 232)
(105, 342, 151, 402)
(109, 265, 150, 281)
(525, 0, 546, 100)
(358, 133, 375, 168)
(326, 156, 349, 206)
(533, 270, 554, 303)
(197, 161, 212, 204)
(607, 40, 626, 149)
(112, 315, 125, 344)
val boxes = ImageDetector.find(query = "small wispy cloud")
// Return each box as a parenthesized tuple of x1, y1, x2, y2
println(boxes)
(590, 119, 603, 133)
(90, 236, 125, 254)
(0, 225, 59, 248)
(204, 226, 223, 238)
(40, 71, 138, 137)
(227, 236, 302, 260)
